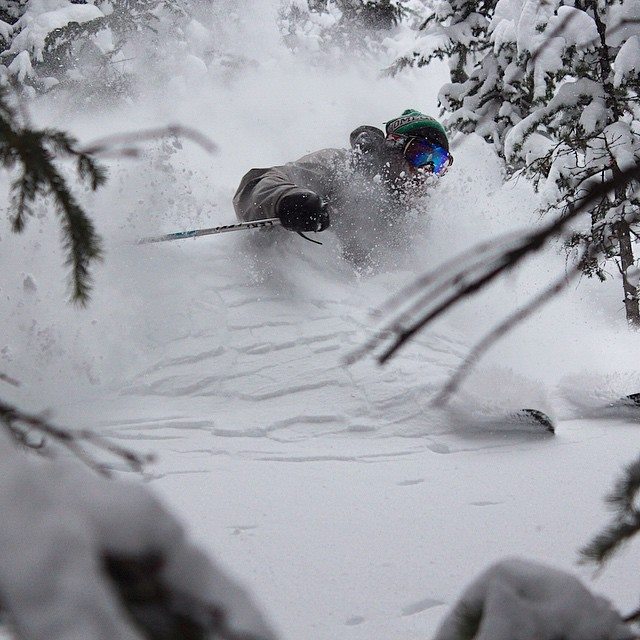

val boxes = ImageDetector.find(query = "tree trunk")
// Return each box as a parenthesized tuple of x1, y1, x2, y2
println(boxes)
(615, 221, 640, 327)
(586, 2, 640, 326)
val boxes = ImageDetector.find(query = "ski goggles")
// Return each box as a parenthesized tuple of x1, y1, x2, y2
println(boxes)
(401, 137, 452, 174)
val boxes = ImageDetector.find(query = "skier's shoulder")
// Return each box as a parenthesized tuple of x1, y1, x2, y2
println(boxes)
(236, 148, 349, 189)
(289, 147, 349, 170)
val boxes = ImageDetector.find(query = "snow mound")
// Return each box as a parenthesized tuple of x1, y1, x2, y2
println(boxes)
(0, 428, 276, 640)
(434, 558, 634, 640)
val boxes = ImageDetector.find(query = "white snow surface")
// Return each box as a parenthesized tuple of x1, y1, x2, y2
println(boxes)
(1, 2, 640, 639)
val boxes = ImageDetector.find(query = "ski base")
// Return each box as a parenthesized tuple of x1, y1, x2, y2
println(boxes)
(458, 407, 556, 434)
(597, 392, 640, 419)
(622, 393, 640, 406)
(566, 392, 640, 420)
(513, 408, 555, 433)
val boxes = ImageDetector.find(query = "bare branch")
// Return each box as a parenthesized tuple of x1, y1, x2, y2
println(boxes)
(432, 263, 580, 405)
(375, 230, 527, 318)
(344, 230, 526, 365)
(350, 162, 640, 379)
(82, 124, 218, 156)
(375, 235, 536, 365)
(0, 373, 20, 387)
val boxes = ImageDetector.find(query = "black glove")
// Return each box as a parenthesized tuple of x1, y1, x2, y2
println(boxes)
(276, 189, 330, 232)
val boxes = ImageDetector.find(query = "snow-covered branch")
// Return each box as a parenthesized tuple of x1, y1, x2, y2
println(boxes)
(433, 559, 634, 640)
(0, 428, 276, 640)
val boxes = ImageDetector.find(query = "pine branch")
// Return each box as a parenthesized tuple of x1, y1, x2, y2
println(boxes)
(581, 456, 640, 565)
(10, 170, 35, 232)
(45, 129, 109, 189)
(606, 457, 640, 515)
(580, 509, 640, 565)
(0, 88, 107, 303)
(6, 126, 105, 303)
(46, 162, 103, 304)
(0, 90, 217, 304)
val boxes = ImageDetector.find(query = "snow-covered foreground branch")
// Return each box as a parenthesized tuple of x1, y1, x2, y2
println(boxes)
(433, 559, 634, 640)
(0, 427, 276, 640)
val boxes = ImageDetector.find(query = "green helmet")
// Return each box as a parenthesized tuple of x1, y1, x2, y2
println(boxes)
(385, 109, 449, 151)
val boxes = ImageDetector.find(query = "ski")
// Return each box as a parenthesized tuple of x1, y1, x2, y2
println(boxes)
(596, 392, 640, 417)
(621, 392, 640, 406)
(451, 406, 556, 434)
(137, 217, 281, 245)
(560, 390, 640, 421)
(509, 408, 555, 433)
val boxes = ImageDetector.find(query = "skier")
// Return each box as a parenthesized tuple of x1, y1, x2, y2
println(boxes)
(232, 109, 453, 247)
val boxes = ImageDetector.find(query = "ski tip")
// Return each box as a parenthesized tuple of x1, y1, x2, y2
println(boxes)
(623, 392, 640, 406)
(517, 408, 555, 434)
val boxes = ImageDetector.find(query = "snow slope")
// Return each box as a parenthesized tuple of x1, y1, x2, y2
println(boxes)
(2, 2, 640, 639)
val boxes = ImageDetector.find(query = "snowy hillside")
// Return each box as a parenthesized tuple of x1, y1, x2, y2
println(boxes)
(1, 2, 640, 639)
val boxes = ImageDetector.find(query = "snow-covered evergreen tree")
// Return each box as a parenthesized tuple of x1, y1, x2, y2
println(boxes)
(387, 2, 497, 82)
(396, 0, 640, 326)
(582, 453, 640, 567)
(0, 401, 276, 640)
(279, 0, 428, 59)
(0, 0, 195, 100)
(0, 0, 28, 24)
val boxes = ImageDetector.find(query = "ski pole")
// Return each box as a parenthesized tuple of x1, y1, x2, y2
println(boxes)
(137, 217, 281, 245)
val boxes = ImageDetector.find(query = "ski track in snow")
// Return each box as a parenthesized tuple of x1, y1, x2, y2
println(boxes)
(102, 237, 463, 453)
(51, 194, 608, 465)
(41, 210, 575, 507)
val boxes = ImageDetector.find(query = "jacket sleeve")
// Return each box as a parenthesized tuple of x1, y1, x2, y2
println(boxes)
(233, 148, 348, 222)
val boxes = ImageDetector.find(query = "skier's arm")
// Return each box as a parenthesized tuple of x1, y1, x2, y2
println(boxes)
(233, 167, 297, 223)
(233, 149, 346, 230)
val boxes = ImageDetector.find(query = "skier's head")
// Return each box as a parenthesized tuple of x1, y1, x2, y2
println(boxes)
(384, 109, 452, 176)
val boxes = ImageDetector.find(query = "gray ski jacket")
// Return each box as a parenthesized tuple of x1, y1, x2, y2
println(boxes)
(233, 148, 349, 223)
(232, 138, 427, 265)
